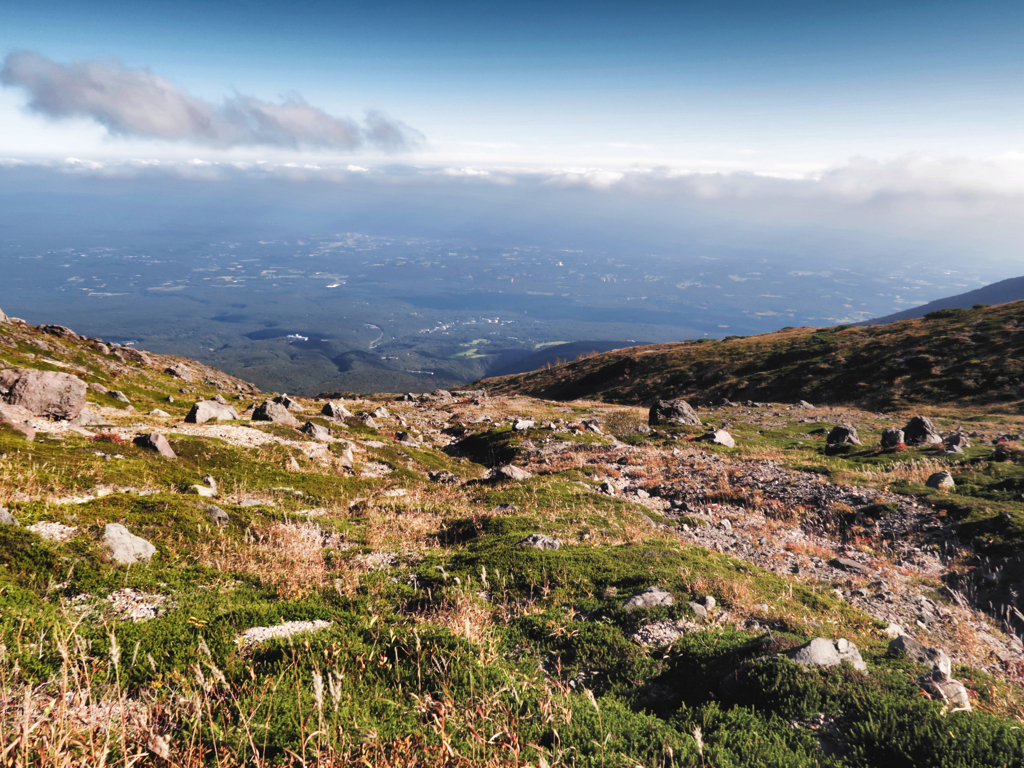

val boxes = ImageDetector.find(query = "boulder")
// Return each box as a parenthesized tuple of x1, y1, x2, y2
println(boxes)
(486, 464, 533, 481)
(337, 446, 355, 469)
(649, 399, 701, 427)
(699, 429, 736, 448)
(396, 431, 419, 445)
(321, 402, 352, 418)
(919, 668, 971, 709)
(0, 306, 6, 323)
(689, 602, 708, 620)
(888, 634, 951, 676)
(373, 406, 389, 418)
(88, 382, 109, 394)
(624, 586, 675, 612)
(102, 523, 156, 565)
(185, 400, 239, 424)
(945, 433, 970, 449)
(148, 409, 171, 418)
(795, 400, 815, 410)
(110, 390, 131, 404)
(786, 637, 867, 672)
(165, 365, 193, 382)
(213, 394, 227, 404)
(73, 408, 114, 427)
(925, 471, 955, 490)
(581, 418, 603, 434)
(827, 424, 861, 446)
(205, 505, 230, 528)
(903, 416, 943, 445)
(829, 557, 872, 575)
(134, 432, 176, 459)
(517, 533, 561, 550)
(40, 324, 79, 339)
(359, 414, 378, 428)
(880, 427, 904, 449)
(272, 394, 303, 411)
(113, 347, 152, 366)
(0, 507, 19, 525)
(301, 422, 332, 441)
(0, 368, 87, 420)
(512, 418, 535, 432)
(252, 401, 300, 427)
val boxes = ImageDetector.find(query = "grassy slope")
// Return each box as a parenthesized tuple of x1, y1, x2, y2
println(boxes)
(3, 318, 1024, 766)
(479, 303, 1024, 409)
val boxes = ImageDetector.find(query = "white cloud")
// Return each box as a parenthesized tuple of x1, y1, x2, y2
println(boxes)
(1, 50, 423, 152)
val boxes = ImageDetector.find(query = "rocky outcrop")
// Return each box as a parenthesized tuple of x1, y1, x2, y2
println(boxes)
(649, 399, 701, 427)
(253, 400, 301, 427)
(40, 324, 78, 340)
(0, 368, 87, 420)
(185, 401, 240, 424)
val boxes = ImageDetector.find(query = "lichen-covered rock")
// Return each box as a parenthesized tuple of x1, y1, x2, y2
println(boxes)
(624, 586, 675, 611)
(786, 637, 867, 672)
(252, 400, 300, 427)
(185, 400, 239, 424)
(649, 399, 701, 427)
(517, 533, 561, 550)
(0, 368, 87, 420)
(102, 523, 156, 565)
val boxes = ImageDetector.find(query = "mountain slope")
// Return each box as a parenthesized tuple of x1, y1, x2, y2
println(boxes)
(863, 275, 1024, 325)
(480, 300, 1024, 408)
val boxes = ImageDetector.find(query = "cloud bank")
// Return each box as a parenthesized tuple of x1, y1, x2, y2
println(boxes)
(0, 51, 422, 152)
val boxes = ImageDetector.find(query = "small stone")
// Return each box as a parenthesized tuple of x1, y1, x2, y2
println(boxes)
(512, 418, 535, 431)
(485, 464, 533, 481)
(517, 533, 561, 550)
(704, 596, 716, 610)
(286, 456, 301, 471)
(689, 602, 708, 620)
(0, 507, 19, 525)
(699, 429, 736, 448)
(624, 586, 675, 611)
(829, 557, 872, 575)
(110, 390, 131, 404)
(148, 409, 171, 418)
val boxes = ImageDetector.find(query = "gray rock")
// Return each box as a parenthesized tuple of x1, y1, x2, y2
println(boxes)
(133, 432, 176, 459)
(321, 402, 352, 419)
(213, 394, 228, 404)
(512, 418, 535, 431)
(485, 464, 533, 481)
(272, 394, 303, 411)
(0, 507, 19, 525)
(925, 471, 955, 490)
(102, 523, 156, 565)
(286, 456, 301, 471)
(301, 422, 332, 441)
(649, 399, 701, 427)
(888, 634, 951, 676)
(699, 429, 736, 448)
(110, 390, 131, 404)
(827, 424, 861, 446)
(904, 416, 943, 445)
(148, 409, 171, 418)
(252, 400, 301, 427)
(581, 418, 603, 434)
(373, 406, 389, 418)
(185, 400, 240, 424)
(205, 505, 230, 527)
(0, 368, 88, 420)
(945, 433, 970, 449)
(624, 586, 675, 612)
(337, 446, 355, 469)
(689, 602, 708, 620)
(787, 637, 867, 672)
(359, 414, 378, 429)
(517, 533, 561, 550)
(0, 306, 6, 323)
(73, 408, 113, 427)
(795, 400, 815, 409)
(599, 481, 617, 495)
(113, 347, 152, 366)
(830, 557, 872, 575)
(88, 382, 109, 394)
(164, 365, 193, 382)
(880, 427, 904, 449)
(919, 668, 971, 709)
(704, 596, 716, 610)
(396, 431, 419, 445)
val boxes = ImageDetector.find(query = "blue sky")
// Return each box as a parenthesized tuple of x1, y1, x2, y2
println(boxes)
(3, 1, 1024, 275)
